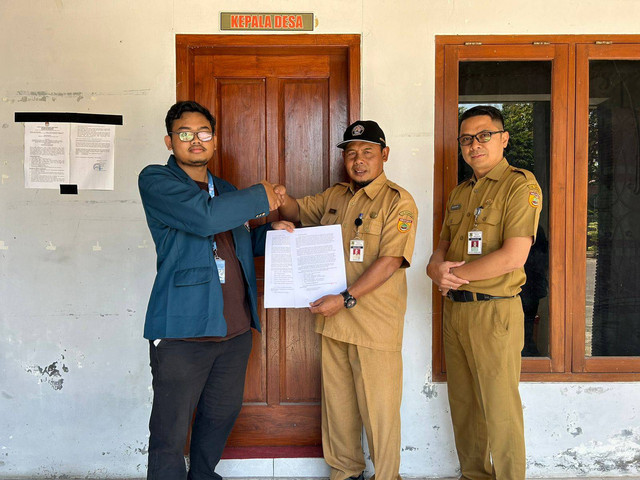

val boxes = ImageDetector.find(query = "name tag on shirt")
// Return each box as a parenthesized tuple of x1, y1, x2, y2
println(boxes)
(215, 258, 226, 284)
(349, 239, 364, 262)
(468, 230, 483, 255)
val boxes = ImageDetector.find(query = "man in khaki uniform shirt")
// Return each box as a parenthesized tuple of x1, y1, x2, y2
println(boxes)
(278, 120, 417, 480)
(427, 106, 541, 480)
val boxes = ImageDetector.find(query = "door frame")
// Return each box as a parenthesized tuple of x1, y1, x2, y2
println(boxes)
(175, 33, 361, 456)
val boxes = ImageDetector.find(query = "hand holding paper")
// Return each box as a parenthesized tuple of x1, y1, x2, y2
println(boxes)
(271, 220, 295, 233)
(308, 294, 344, 317)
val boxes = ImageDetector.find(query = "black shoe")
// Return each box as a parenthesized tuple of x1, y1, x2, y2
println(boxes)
(349, 473, 364, 480)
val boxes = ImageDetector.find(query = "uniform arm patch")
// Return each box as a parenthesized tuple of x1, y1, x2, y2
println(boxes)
(397, 210, 415, 233)
(528, 189, 541, 208)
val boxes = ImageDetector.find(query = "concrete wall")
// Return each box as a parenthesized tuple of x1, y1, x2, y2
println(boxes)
(1, 0, 639, 478)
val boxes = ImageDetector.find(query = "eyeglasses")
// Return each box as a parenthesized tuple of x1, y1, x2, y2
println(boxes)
(457, 130, 504, 146)
(169, 131, 214, 142)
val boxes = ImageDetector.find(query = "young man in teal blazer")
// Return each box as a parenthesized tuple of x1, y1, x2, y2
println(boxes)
(139, 101, 292, 480)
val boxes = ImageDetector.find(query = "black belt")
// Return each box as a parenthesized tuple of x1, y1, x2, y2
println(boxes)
(446, 290, 516, 302)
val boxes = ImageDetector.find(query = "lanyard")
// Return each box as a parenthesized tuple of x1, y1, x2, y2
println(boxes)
(207, 172, 222, 262)
(354, 213, 363, 238)
(350, 213, 365, 262)
(207, 171, 215, 198)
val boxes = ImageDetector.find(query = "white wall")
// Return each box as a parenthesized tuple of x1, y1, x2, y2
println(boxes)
(1, 0, 639, 478)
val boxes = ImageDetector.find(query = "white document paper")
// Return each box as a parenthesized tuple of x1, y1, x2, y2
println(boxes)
(24, 122, 115, 190)
(264, 224, 347, 308)
(24, 123, 70, 189)
(70, 124, 115, 190)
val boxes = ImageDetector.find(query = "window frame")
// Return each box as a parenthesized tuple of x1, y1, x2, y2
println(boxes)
(433, 35, 640, 382)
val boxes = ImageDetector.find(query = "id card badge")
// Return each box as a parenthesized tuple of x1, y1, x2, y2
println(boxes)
(349, 239, 365, 262)
(467, 230, 483, 255)
(215, 257, 226, 284)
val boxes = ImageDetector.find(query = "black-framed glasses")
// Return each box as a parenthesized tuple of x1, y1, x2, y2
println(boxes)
(457, 130, 504, 146)
(169, 131, 214, 142)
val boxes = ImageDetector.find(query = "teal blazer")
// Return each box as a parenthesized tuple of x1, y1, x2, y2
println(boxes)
(138, 155, 271, 339)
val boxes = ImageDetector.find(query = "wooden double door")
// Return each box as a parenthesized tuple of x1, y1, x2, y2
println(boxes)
(176, 34, 360, 451)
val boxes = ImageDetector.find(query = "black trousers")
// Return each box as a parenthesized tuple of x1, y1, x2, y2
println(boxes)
(147, 331, 253, 480)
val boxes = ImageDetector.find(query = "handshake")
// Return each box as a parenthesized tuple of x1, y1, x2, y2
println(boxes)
(259, 180, 288, 212)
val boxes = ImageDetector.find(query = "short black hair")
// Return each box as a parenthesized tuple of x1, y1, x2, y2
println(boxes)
(165, 101, 216, 135)
(458, 105, 505, 131)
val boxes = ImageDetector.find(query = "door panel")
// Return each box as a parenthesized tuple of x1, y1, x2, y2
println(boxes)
(218, 79, 266, 187)
(282, 79, 329, 198)
(283, 309, 321, 402)
(177, 34, 360, 451)
(210, 55, 331, 77)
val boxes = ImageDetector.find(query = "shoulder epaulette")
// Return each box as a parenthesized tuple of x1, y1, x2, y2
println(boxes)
(385, 179, 412, 198)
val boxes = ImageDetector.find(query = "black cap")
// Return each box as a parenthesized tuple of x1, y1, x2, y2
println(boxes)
(336, 120, 386, 149)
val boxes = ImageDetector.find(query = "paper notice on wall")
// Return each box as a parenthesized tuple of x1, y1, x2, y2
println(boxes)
(70, 124, 115, 190)
(24, 123, 115, 190)
(24, 123, 70, 189)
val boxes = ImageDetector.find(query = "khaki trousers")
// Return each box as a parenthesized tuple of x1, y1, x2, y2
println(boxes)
(443, 296, 525, 480)
(321, 336, 403, 480)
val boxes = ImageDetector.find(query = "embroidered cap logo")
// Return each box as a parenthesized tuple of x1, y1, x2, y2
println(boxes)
(352, 125, 365, 136)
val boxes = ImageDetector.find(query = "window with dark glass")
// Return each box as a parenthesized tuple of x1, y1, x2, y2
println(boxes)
(459, 61, 551, 358)
(586, 60, 640, 357)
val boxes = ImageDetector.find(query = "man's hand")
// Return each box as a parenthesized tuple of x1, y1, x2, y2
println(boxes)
(309, 294, 343, 317)
(259, 181, 285, 211)
(277, 187, 301, 223)
(271, 220, 295, 233)
(273, 184, 287, 206)
(426, 260, 469, 295)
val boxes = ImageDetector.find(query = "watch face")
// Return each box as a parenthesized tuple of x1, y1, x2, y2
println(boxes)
(345, 297, 357, 309)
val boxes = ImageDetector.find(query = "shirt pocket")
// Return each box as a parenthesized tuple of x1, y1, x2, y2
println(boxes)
(362, 219, 383, 257)
(174, 266, 213, 286)
(445, 211, 464, 237)
(168, 266, 213, 318)
(476, 208, 502, 251)
(319, 210, 338, 226)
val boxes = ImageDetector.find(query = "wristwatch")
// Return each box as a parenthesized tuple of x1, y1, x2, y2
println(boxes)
(340, 289, 357, 309)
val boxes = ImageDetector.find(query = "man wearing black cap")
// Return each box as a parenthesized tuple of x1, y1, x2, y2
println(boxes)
(277, 120, 418, 480)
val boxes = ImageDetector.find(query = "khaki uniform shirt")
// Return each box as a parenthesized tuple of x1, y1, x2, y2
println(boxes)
(297, 172, 418, 351)
(440, 158, 542, 297)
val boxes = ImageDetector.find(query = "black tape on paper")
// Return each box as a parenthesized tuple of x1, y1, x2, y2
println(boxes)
(15, 112, 123, 125)
(60, 184, 79, 195)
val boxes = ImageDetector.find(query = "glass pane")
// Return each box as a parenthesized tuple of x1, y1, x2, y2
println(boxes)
(459, 61, 551, 357)
(586, 60, 640, 357)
